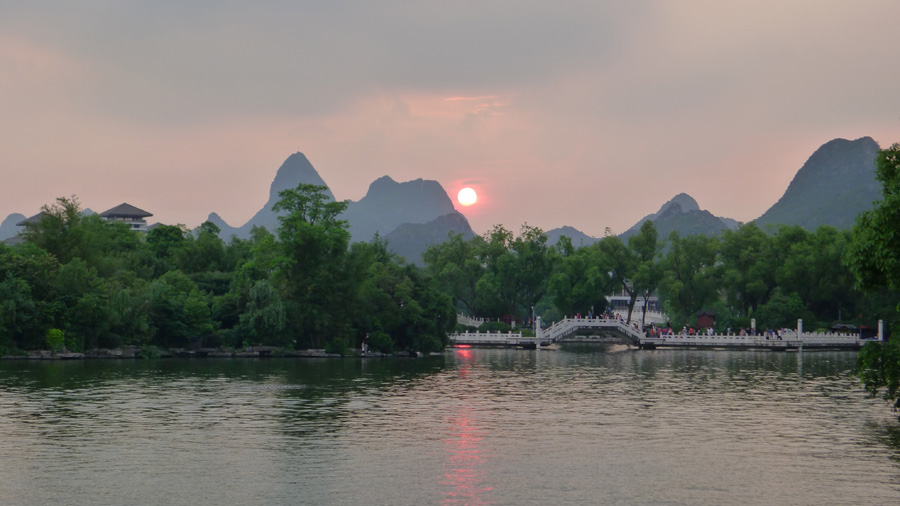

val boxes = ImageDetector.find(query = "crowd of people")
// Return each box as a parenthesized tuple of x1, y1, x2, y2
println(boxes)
(643, 324, 794, 340)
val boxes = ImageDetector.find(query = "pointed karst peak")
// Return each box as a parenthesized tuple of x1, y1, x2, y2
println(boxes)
(268, 152, 334, 201)
(205, 212, 231, 227)
(658, 193, 700, 215)
(366, 175, 399, 193)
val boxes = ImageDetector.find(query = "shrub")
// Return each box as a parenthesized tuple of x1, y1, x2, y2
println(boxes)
(45, 329, 65, 352)
(325, 337, 349, 356)
(369, 331, 394, 353)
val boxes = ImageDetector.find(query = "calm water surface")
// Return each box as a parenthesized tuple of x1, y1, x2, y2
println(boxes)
(1, 346, 899, 505)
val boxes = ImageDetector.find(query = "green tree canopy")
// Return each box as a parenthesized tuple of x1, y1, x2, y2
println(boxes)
(846, 143, 900, 291)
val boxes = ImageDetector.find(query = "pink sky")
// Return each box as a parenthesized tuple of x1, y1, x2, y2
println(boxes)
(2, 1, 899, 237)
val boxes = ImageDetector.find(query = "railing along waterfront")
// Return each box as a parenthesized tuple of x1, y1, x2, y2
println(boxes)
(449, 330, 529, 347)
(450, 317, 883, 351)
(639, 319, 882, 350)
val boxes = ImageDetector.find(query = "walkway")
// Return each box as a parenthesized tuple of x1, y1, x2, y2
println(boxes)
(450, 315, 883, 351)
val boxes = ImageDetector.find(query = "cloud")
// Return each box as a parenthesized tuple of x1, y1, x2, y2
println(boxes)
(1, 1, 899, 236)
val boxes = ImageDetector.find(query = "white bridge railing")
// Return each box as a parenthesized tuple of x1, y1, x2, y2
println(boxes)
(538, 317, 645, 345)
(449, 330, 525, 346)
(450, 317, 883, 350)
(642, 319, 882, 348)
(457, 314, 488, 327)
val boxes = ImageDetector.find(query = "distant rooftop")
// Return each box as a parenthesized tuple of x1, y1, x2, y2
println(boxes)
(15, 212, 49, 227)
(2, 235, 25, 246)
(100, 203, 152, 219)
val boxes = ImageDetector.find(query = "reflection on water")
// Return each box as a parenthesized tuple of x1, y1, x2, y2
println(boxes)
(442, 348, 492, 506)
(1, 348, 899, 506)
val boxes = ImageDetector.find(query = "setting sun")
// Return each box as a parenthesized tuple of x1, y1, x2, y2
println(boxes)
(457, 187, 477, 206)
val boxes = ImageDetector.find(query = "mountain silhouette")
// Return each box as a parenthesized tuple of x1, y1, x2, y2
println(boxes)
(342, 176, 457, 242)
(384, 211, 476, 265)
(0, 213, 26, 242)
(753, 137, 881, 231)
(205, 153, 468, 254)
(209, 152, 333, 238)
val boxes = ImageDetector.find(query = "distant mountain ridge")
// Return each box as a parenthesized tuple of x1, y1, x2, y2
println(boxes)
(545, 192, 736, 247)
(204, 152, 473, 263)
(1, 136, 885, 255)
(544, 136, 880, 247)
(619, 192, 737, 241)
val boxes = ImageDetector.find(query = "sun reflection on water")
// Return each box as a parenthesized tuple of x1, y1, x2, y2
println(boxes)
(441, 348, 493, 505)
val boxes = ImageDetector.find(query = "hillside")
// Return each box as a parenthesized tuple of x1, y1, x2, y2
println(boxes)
(754, 137, 881, 231)
(0, 213, 26, 241)
(619, 193, 734, 242)
(342, 176, 457, 242)
(545, 226, 598, 247)
(209, 152, 333, 239)
(384, 211, 476, 265)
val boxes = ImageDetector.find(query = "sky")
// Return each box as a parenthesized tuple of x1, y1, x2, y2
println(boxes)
(2, 0, 899, 237)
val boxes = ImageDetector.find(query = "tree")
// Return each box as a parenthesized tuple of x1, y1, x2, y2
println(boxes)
(846, 143, 900, 291)
(0, 243, 61, 351)
(754, 289, 814, 330)
(776, 226, 856, 321)
(845, 143, 900, 409)
(659, 232, 721, 324)
(548, 241, 616, 317)
(239, 280, 286, 346)
(54, 258, 110, 351)
(147, 224, 188, 275)
(352, 239, 455, 352)
(19, 195, 83, 262)
(273, 183, 357, 348)
(629, 221, 663, 328)
(147, 271, 214, 348)
(423, 232, 483, 314)
(719, 223, 775, 315)
(176, 221, 226, 274)
(474, 224, 552, 323)
(598, 235, 639, 322)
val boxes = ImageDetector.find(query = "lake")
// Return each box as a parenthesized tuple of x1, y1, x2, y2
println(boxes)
(1, 346, 898, 505)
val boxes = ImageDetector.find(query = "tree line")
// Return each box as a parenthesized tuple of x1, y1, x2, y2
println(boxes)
(425, 217, 896, 335)
(0, 185, 456, 355)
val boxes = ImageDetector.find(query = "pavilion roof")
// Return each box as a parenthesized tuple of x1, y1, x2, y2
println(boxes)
(100, 203, 153, 219)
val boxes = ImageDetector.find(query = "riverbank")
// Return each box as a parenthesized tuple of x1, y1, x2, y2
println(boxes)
(0, 346, 434, 360)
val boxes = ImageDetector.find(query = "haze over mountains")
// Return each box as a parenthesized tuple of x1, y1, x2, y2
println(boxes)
(1, 136, 885, 264)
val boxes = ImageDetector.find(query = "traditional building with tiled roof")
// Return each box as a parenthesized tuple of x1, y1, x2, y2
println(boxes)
(100, 203, 153, 232)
